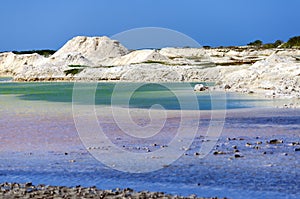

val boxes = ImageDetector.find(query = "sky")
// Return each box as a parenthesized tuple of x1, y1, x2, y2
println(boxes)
(1, 0, 300, 51)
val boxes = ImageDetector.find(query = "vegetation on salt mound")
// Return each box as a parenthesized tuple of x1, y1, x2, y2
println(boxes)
(11, 50, 56, 57)
(282, 36, 300, 48)
(247, 36, 300, 49)
(247, 39, 283, 49)
(64, 68, 83, 76)
(68, 64, 88, 68)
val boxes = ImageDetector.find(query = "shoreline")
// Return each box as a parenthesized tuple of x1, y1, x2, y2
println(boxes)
(0, 183, 226, 199)
(1, 78, 299, 108)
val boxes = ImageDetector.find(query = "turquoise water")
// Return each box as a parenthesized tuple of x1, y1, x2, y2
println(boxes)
(0, 82, 274, 110)
(0, 77, 12, 81)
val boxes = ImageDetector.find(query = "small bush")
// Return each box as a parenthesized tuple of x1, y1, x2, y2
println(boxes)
(247, 40, 263, 47)
(12, 50, 56, 57)
(282, 36, 300, 48)
(64, 68, 83, 76)
(263, 40, 283, 49)
(68, 64, 88, 68)
(274, 40, 283, 47)
(142, 60, 169, 64)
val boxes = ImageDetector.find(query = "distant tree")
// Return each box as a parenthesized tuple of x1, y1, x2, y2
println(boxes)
(247, 40, 263, 47)
(282, 36, 300, 48)
(262, 43, 274, 49)
(274, 40, 283, 47)
(262, 40, 284, 49)
(203, 45, 211, 49)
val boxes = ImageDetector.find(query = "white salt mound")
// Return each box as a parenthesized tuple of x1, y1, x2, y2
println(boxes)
(103, 49, 170, 66)
(51, 36, 129, 66)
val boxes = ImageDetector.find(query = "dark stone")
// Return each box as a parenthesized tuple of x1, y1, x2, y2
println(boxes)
(268, 139, 283, 144)
(292, 142, 300, 146)
(213, 151, 226, 155)
(234, 154, 243, 158)
(224, 84, 231, 89)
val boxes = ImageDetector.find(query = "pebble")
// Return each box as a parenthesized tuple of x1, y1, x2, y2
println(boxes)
(289, 142, 300, 146)
(245, 143, 252, 147)
(0, 183, 227, 199)
(294, 148, 300, 152)
(267, 139, 283, 144)
(181, 147, 190, 151)
(213, 151, 226, 155)
(234, 154, 243, 158)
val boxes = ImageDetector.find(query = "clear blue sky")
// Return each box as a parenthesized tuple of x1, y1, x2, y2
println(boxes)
(1, 0, 299, 51)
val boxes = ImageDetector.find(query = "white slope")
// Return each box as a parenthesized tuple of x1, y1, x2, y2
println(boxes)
(51, 36, 129, 66)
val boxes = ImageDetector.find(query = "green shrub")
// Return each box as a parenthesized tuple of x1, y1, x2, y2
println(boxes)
(247, 39, 283, 49)
(64, 68, 83, 76)
(68, 64, 88, 68)
(247, 40, 263, 47)
(274, 40, 283, 47)
(12, 50, 56, 57)
(282, 36, 300, 48)
(142, 60, 169, 64)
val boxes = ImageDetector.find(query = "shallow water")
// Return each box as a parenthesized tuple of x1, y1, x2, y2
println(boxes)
(0, 82, 299, 199)
(0, 82, 282, 109)
(0, 77, 12, 82)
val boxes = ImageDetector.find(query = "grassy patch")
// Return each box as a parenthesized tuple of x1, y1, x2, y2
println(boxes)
(68, 64, 88, 68)
(98, 65, 115, 68)
(142, 60, 170, 64)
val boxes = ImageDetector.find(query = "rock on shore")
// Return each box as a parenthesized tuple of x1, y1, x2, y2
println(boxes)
(0, 182, 225, 199)
(0, 36, 300, 99)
